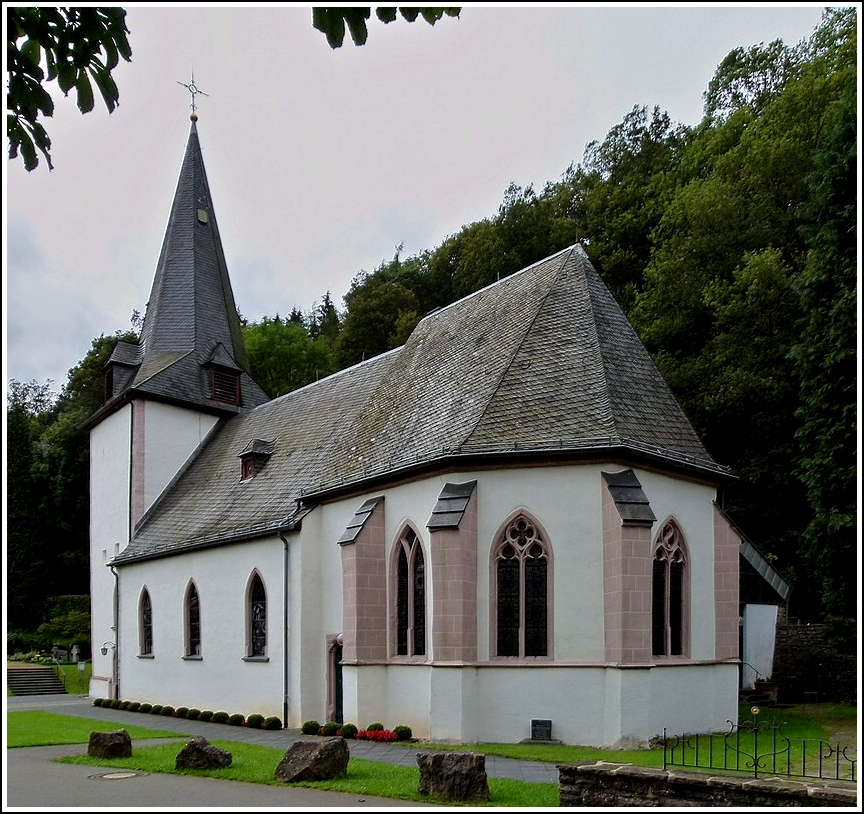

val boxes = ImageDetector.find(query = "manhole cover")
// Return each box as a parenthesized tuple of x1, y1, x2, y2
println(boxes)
(90, 770, 148, 781)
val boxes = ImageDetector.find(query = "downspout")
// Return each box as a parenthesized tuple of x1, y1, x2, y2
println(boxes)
(278, 529, 291, 728)
(110, 564, 119, 699)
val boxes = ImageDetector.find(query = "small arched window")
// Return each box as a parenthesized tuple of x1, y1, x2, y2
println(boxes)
(652, 520, 687, 657)
(185, 582, 201, 657)
(139, 588, 153, 656)
(395, 528, 426, 657)
(248, 572, 267, 657)
(494, 516, 549, 657)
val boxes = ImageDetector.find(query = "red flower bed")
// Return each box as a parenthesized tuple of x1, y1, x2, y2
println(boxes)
(354, 728, 398, 742)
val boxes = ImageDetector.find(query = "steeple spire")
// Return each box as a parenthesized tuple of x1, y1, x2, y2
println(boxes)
(98, 119, 268, 414)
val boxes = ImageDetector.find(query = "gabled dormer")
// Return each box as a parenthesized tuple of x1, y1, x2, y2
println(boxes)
(238, 439, 275, 481)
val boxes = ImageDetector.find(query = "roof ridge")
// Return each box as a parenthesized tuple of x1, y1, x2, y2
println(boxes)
(456, 246, 579, 448)
(572, 249, 618, 435)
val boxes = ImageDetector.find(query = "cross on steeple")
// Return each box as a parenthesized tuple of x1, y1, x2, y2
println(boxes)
(177, 70, 209, 119)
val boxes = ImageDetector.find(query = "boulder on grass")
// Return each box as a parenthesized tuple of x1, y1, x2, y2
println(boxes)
(174, 736, 232, 769)
(417, 751, 491, 802)
(88, 729, 132, 759)
(274, 737, 349, 782)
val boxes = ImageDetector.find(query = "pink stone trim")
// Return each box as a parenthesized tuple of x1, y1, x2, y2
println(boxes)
(131, 400, 146, 528)
(340, 499, 387, 661)
(430, 493, 478, 662)
(602, 483, 653, 663)
(713, 505, 741, 661)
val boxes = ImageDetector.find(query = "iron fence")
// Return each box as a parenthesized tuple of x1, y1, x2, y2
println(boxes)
(663, 706, 856, 782)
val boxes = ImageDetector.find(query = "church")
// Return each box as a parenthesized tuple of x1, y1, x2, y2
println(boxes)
(87, 115, 757, 748)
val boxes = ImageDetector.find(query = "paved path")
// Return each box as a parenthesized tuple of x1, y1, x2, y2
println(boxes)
(5, 694, 560, 809)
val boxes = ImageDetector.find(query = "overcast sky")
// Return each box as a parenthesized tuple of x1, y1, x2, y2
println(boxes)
(4, 3, 832, 396)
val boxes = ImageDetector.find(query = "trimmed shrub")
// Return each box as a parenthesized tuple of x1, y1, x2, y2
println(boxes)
(301, 719, 321, 735)
(139, 703, 152, 714)
(119, 700, 130, 710)
(366, 722, 384, 731)
(198, 710, 214, 722)
(109, 699, 122, 709)
(128, 701, 141, 712)
(160, 705, 175, 716)
(186, 708, 201, 721)
(92, 698, 104, 707)
(174, 707, 189, 719)
(262, 716, 282, 730)
(150, 705, 163, 715)
(245, 713, 265, 729)
(321, 721, 339, 736)
(339, 722, 358, 739)
(394, 725, 412, 741)
(212, 711, 230, 724)
(228, 714, 245, 726)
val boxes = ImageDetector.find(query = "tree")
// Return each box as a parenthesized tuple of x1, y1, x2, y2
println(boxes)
(312, 7, 460, 48)
(7, 6, 132, 171)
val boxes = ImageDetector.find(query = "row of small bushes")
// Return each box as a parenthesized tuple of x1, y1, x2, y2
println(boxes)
(300, 719, 413, 742)
(92, 698, 281, 730)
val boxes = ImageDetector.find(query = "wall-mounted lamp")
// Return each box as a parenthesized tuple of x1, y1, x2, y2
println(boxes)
(100, 641, 116, 656)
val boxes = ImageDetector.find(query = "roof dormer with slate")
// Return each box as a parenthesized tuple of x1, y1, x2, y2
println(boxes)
(92, 119, 268, 426)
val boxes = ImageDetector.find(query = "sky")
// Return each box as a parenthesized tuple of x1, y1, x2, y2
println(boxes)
(3, 2, 834, 397)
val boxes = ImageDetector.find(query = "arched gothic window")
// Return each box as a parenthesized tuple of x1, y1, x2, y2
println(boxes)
(248, 572, 267, 657)
(652, 520, 687, 657)
(494, 516, 549, 657)
(395, 528, 426, 657)
(185, 582, 201, 657)
(139, 588, 153, 656)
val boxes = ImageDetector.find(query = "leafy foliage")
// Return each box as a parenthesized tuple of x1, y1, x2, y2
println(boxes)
(7, 6, 132, 171)
(312, 7, 460, 48)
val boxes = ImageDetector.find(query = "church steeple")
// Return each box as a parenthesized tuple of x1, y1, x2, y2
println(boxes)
(99, 118, 268, 415)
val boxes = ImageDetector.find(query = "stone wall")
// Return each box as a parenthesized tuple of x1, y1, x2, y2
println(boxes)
(558, 762, 858, 807)
(771, 620, 857, 703)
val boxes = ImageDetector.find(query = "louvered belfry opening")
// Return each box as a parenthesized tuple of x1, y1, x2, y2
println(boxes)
(211, 365, 240, 405)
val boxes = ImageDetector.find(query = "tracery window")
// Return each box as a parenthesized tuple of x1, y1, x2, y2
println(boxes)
(139, 588, 153, 656)
(248, 572, 267, 657)
(652, 520, 687, 657)
(494, 516, 549, 657)
(395, 527, 426, 657)
(185, 582, 201, 657)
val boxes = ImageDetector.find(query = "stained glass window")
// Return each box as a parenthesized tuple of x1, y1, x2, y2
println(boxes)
(652, 521, 686, 657)
(495, 517, 548, 657)
(250, 573, 266, 657)
(395, 528, 425, 657)
(140, 589, 153, 655)
(186, 583, 201, 656)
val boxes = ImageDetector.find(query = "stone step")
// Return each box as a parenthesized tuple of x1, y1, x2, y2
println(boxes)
(7, 666, 67, 695)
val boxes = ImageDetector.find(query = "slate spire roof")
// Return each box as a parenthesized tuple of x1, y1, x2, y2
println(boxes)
(116, 244, 730, 564)
(95, 119, 268, 417)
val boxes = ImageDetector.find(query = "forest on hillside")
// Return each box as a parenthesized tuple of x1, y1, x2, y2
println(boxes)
(7, 8, 856, 651)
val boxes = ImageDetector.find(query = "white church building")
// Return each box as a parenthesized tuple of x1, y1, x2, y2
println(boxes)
(86, 117, 750, 748)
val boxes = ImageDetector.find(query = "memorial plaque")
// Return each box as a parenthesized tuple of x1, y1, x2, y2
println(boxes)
(531, 718, 552, 740)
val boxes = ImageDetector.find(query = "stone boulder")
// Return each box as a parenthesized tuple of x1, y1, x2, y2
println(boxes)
(87, 729, 132, 759)
(274, 737, 349, 782)
(417, 751, 491, 802)
(174, 736, 232, 769)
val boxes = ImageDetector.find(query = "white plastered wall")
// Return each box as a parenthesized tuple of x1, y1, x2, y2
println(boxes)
(115, 538, 285, 718)
(89, 406, 132, 698)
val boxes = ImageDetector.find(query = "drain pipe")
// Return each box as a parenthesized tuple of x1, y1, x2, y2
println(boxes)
(110, 564, 120, 699)
(278, 529, 291, 728)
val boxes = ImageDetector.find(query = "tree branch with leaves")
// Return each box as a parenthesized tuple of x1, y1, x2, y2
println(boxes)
(7, 6, 132, 171)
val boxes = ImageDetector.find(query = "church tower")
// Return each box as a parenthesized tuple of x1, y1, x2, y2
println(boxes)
(86, 114, 268, 698)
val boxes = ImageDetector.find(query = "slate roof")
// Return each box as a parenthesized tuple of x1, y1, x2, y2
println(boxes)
(114, 244, 729, 565)
(94, 120, 269, 419)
